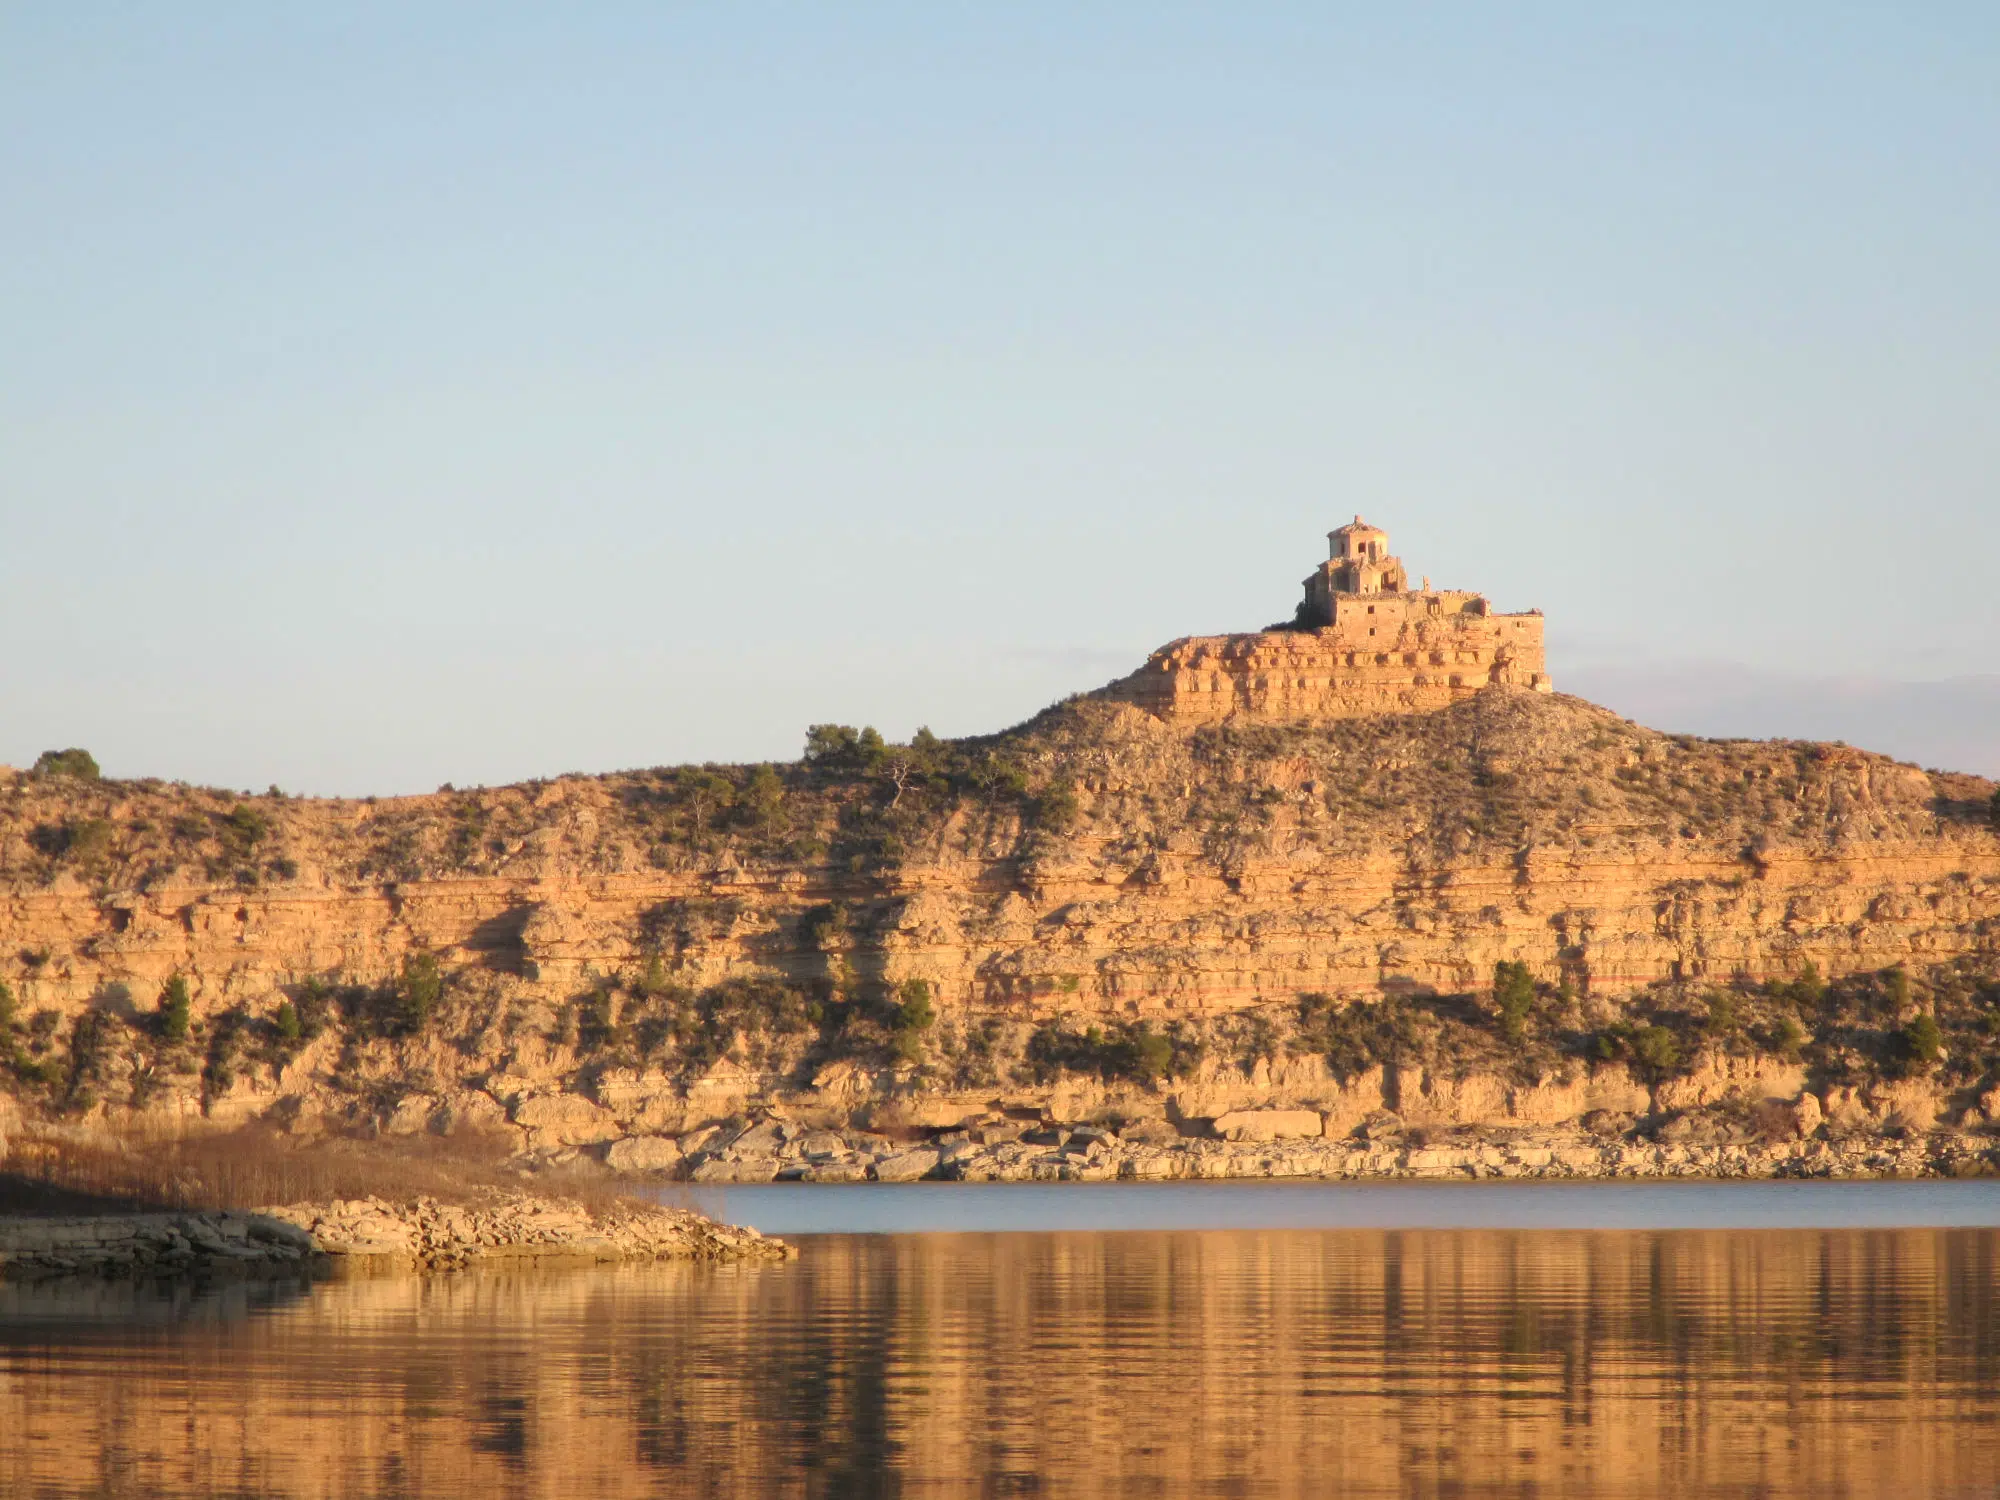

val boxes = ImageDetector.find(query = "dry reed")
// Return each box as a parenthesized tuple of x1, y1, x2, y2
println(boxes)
(0, 1122, 655, 1218)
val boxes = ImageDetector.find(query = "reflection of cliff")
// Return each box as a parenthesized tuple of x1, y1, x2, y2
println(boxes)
(5, 1228, 2000, 1496)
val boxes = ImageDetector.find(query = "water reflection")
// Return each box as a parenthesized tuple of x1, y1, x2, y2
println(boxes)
(4, 1227, 1999, 1497)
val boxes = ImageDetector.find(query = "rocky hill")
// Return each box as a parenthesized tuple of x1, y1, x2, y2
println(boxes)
(4, 674, 2000, 1178)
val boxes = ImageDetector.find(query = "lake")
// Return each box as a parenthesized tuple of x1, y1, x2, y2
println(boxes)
(5, 1182, 2000, 1497)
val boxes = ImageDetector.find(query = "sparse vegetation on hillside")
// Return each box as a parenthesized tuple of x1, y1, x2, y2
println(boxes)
(0, 688, 1991, 898)
(156, 975, 192, 1043)
(1, 682, 1998, 1158)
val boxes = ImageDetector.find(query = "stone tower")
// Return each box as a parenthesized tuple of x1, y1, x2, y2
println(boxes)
(1300, 515, 1409, 625)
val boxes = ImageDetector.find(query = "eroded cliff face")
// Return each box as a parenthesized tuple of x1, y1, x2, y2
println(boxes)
(1105, 604, 1549, 723)
(2, 683, 1998, 1163)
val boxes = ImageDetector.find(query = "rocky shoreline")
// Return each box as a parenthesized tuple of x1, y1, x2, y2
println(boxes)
(0, 1193, 791, 1281)
(667, 1115, 2000, 1184)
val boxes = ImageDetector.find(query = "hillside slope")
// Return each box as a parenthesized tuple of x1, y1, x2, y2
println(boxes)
(4, 682, 1999, 1173)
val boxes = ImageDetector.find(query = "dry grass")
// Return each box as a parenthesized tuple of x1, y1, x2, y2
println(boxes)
(0, 1122, 651, 1218)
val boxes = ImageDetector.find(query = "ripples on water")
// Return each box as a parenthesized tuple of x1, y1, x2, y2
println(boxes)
(4, 1187, 2000, 1497)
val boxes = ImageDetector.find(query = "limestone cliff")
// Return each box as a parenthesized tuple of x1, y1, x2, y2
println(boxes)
(3, 663, 1999, 1172)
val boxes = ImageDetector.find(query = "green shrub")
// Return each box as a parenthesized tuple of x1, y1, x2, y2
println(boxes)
(201, 1008, 246, 1096)
(1783, 961, 1825, 1008)
(30, 818, 114, 864)
(32, 748, 99, 780)
(885, 980, 938, 1065)
(895, 979, 935, 1034)
(1703, 990, 1739, 1038)
(975, 755, 1031, 802)
(292, 977, 335, 1039)
(395, 953, 444, 1032)
(272, 1000, 303, 1044)
(741, 764, 786, 832)
(1883, 966, 1912, 1012)
(799, 903, 846, 949)
(1769, 1016, 1806, 1061)
(1631, 1025, 1681, 1078)
(647, 974, 815, 1072)
(803, 724, 887, 772)
(63, 1010, 118, 1110)
(1296, 992, 1419, 1077)
(1026, 781, 1080, 833)
(1900, 1012, 1943, 1070)
(1023, 1020, 1178, 1086)
(1128, 1027, 1174, 1082)
(1493, 961, 1536, 1042)
(157, 975, 192, 1043)
(632, 954, 672, 999)
(220, 804, 269, 857)
(1597, 1019, 1682, 1078)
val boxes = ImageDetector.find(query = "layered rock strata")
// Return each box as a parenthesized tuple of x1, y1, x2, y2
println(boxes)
(2, 677, 1998, 1168)
(1106, 609, 1549, 724)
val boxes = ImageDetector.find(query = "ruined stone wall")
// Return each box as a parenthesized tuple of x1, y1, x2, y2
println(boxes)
(1106, 605, 1549, 725)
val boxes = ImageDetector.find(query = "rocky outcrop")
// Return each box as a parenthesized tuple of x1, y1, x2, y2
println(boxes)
(2, 674, 1998, 1168)
(0, 1193, 789, 1280)
(1105, 613, 1550, 724)
(662, 1106, 2000, 1184)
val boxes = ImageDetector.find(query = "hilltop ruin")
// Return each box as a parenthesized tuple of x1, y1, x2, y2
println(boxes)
(1111, 517, 1550, 724)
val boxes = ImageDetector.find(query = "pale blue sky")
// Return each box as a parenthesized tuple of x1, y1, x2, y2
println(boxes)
(5, 5, 1997, 791)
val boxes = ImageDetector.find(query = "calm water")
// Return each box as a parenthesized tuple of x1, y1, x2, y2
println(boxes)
(685, 1178, 2000, 1235)
(5, 1185, 2000, 1497)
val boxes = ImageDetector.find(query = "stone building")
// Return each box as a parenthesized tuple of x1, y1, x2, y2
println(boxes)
(1301, 515, 1408, 615)
(1109, 518, 1551, 723)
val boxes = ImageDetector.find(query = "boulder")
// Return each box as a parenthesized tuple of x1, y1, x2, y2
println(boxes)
(1317, 1067, 1389, 1138)
(435, 1090, 508, 1136)
(1873, 1079, 1940, 1135)
(590, 1070, 686, 1133)
(383, 1094, 439, 1136)
(512, 1093, 621, 1146)
(1656, 1055, 1807, 1114)
(869, 1098, 984, 1131)
(691, 1156, 778, 1184)
(1395, 1068, 1509, 1128)
(605, 1136, 684, 1174)
(874, 1148, 940, 1182)
(1214, 1109, 1324, 1142)
(725, 1119, 787, 1156)
(1824, 1079, 1940, 1135)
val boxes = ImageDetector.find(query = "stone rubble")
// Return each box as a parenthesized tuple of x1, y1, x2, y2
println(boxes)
(660, 1111, 2000, 1185)
(0, 1192, 790, 1280)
